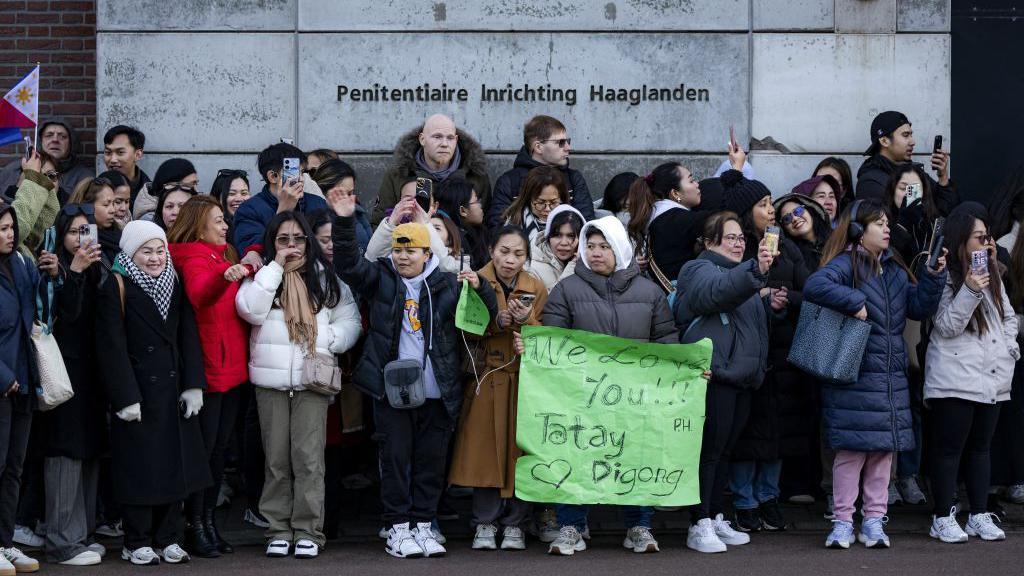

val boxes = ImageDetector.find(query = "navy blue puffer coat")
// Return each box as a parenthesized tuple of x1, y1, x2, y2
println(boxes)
(803, 248, 945, 452)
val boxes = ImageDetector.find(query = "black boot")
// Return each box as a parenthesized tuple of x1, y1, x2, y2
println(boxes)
(204, 507, 233, 554)
(186, 512, 221, 558)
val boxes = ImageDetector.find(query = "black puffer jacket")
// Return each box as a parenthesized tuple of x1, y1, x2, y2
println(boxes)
(488, 147, 595, 229)
(333, 215, 498, 421)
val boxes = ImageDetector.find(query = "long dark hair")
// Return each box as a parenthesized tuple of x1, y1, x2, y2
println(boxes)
(262, 211, 340, 312)
(945, 209, 1004, 334)
(601, 172, 639, 214)
(884, 163, 938, 224)
(210, 169, 250, 223)
(626, 162, 683, 248)
(0, 203, 19, 278)
(502, 166, 568, 227)
(820, 200, 914, 287)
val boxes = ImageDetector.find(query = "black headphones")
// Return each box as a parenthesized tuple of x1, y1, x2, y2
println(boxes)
(847, 199, 864, 243)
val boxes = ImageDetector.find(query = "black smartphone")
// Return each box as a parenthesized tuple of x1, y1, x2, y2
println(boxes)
(933, 135, 943, 153)
(415, 177, 433, 212)
(926, 217, 945, 269)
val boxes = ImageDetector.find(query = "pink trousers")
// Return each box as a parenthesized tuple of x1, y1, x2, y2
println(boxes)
(832, 450, 893, 523)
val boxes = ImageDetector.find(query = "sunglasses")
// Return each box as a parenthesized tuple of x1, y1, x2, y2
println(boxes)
(973, 233, 993, 244)
(780, 204, 807, 226)
(163, 182, 198, 194)
(275, 234, 307, 247)
(217, 169, 248, 179)
(59, 203, 95, 217)
(540, 138, 572, 148)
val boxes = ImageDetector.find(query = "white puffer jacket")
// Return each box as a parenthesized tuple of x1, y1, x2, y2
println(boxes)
(235, 261, 362, 391)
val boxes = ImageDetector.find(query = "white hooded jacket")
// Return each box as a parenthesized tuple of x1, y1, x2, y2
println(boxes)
(578, 216, 633, 272)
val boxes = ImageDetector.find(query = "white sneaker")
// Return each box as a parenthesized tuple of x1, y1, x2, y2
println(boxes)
(87, 542, 107, 557)
(432, 527, 447, 545)
(531, 508, 561, 543)
(472, 524, 497, 550)
(929, 509, 968, 543)
(158, 544, 190, 564)
(120, 546, 160, 566)
(713, 513, 750, 545)
(0, 553, 14, 576)
(623, 526, 660, 553)
(413, 522, 446, 557)
(294, 539, 319, 559)
(95, 521, 124, 538)
(500, 526, 526, 550)
(266, 540, 290, 557)
(385, 523, 423, 559)
(243, 508, 270, 529)
(59, 550, 102, 566)
(547, 526, 585, 556)
(966, 513, 1006, 541)
(12, 526, 43, 549)
(687, 519, 726, 553)
(1, 547, 38, 573)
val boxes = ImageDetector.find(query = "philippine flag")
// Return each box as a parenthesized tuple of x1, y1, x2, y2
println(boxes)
(0, 65, 40, 147)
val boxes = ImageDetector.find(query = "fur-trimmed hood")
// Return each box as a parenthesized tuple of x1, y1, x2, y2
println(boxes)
(390, 125, 488, 178)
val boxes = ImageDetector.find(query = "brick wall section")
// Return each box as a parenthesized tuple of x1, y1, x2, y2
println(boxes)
(0, 0, 96, 167)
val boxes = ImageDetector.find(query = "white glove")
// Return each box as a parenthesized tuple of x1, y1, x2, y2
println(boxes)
(179, 388, 204, 419)
(116, 403, 142, 422)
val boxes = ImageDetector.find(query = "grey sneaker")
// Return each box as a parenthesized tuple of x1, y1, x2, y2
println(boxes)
(623, 526, 659, 553)
(887, 481, 903, 505)
(548, 526, 585, 556)
(158, 543, 190, 564)
(896, 476, 927, 505)
(1005, 483, 1024, 504)
(120, 546, 160, 565)
(472, 524, 497, 550)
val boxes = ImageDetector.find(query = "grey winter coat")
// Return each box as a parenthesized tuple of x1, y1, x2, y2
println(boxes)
(542, 262, 677, 343)
(674, 251, 769, 389)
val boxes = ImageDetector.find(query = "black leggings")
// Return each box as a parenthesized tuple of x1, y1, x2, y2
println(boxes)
(689, 382, 752, 523)
(187, 387, 243, 516)
(929, 397, 1001, 516)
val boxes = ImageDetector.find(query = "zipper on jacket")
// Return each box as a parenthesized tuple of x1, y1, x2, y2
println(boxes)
(606, 278, 618, 335)
(882, 272, 898, 451)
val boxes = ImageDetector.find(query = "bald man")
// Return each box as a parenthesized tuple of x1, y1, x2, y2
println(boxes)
(372, 114, 491, 225)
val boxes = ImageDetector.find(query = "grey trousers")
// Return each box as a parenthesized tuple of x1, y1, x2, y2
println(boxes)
(472, 488, 531, 528)
(44, 457, 98, 563)
(255, 388, 329, 547)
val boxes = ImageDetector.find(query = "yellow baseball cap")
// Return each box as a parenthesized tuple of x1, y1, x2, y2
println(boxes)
(392, 222, 430, 250)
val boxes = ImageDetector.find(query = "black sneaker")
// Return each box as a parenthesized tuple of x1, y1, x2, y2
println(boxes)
(760, 498, 787, 531)
(734, 508, 762, 532)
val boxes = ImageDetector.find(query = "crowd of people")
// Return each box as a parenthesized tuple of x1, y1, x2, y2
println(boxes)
(0, 109, 1022, 570)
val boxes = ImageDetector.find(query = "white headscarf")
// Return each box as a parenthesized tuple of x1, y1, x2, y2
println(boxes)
(578, 216, 633, 272)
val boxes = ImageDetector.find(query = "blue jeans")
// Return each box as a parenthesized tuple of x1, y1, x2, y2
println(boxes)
(556, 504, 652, 530)
(729, 459, 782, 510)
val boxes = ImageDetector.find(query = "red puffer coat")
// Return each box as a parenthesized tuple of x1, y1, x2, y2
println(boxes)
(169, 241, 249, 393)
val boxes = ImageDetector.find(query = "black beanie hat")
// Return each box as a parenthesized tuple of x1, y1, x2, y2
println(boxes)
(152, 158, 197, 193)
(720, 169, 771, 217)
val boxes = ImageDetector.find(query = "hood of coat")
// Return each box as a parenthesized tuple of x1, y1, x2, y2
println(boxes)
(578, 215, 632, 272)
(390, 251, 441, 296)
(543, 203, 585, 239)
(391, 125, 488, 177)
(38, 117, 82, 173)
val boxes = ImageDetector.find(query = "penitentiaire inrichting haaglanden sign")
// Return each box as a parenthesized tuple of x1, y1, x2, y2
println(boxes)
(515, 326, 711, 507)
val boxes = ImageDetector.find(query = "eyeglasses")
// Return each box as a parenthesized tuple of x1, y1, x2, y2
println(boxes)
(722, 234, 746, 246)
(540, 138, 572, 148)
(163, 182, 198, 194)
(973, 234, 993, 244)
(43, 170, 59, 182)
(59, 203, 94, 217)
(531, 199, 561, 211)
(217, 169, 248, 180)
(275, 234, 307, 247)
(780, 205, 807, 226)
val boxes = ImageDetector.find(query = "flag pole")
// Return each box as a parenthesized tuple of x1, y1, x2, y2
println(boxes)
(32, 62, 40, 148)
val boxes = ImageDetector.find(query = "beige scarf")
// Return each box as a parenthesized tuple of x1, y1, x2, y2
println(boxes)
(280, 256, 318, 356)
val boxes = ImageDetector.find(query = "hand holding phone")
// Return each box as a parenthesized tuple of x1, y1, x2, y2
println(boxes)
(415, 178, 433, 213)
(930, 135, 949, 185)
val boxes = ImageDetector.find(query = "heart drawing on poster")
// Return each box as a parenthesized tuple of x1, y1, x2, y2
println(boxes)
(531, 459, 572, 489)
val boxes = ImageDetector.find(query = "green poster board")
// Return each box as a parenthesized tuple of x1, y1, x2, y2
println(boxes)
(515, 325, 712, 506)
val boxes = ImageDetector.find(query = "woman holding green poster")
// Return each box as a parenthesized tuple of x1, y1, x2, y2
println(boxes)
(542, 215, 678, 556)
(449, 226, 548, 552)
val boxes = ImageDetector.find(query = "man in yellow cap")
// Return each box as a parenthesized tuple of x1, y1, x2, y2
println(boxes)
(327, 191, 497, 559)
